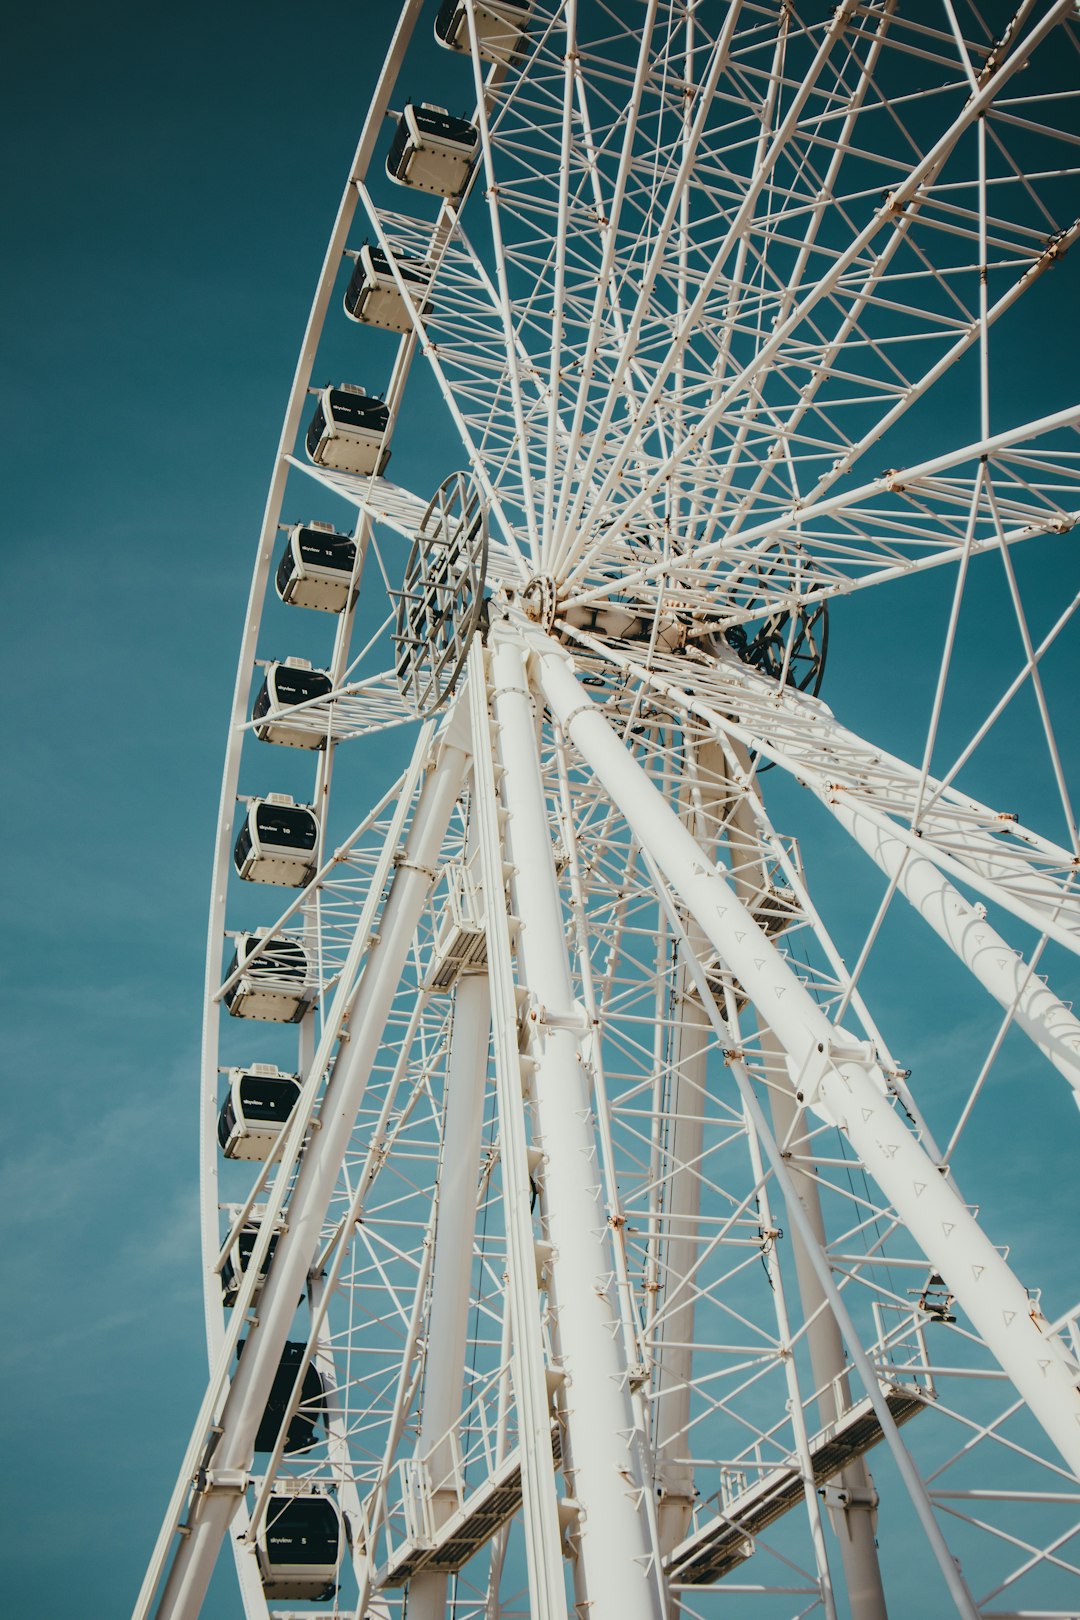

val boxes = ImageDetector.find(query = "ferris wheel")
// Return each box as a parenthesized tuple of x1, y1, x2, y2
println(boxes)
(135, 4, 1080, 1619)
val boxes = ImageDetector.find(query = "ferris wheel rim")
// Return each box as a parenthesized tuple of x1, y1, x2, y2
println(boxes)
(141, 6, 1080, 1619)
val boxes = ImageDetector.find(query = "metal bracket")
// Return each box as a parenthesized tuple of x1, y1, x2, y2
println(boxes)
(525, 999, 590, 1035)
(820, 1482, 880, 1513)
(194, 1467, 249, 1496)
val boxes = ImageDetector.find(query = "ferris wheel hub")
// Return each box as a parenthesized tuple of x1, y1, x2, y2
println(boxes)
(520, 573, 559, 630)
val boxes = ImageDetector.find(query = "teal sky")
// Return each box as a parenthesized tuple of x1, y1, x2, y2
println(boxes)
(2, 4, 401, 1611)
(3, 4, 1078, 1616)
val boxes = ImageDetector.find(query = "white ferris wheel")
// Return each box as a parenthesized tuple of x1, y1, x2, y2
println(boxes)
(136, 4, 1080, 1618)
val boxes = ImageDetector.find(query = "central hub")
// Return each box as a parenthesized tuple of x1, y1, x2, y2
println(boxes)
(520, 574, 559, 631)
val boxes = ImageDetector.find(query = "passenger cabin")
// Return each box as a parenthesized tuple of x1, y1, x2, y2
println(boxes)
(306, 385, 390, 476)
(221, 1221, 279, 1307)
(234, 795, 319, 888)
(252, 658, 332, 749)
(276, 521, 358, 613)
(218, 1064, 302, 1160)
(257, 1490, 343, 1602)
(223, 931, 316, 1024)
(240, 1340, 327, 1454)
(344, 245, 432, 334)
(386, 104, 479, 198)
(435, 0, 529, 61)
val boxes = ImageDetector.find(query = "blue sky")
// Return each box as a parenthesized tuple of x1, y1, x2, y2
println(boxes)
(2, 4, 401, 1610)
(3, 4, 1078, 1616)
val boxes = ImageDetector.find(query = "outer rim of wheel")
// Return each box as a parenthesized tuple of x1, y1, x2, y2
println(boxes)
(170, 7, 1080, 1619)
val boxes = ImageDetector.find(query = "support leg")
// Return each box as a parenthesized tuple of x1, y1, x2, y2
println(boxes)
(491, 633, 665, 1620)
(726, 778, 888, 1619)
(408, 969, 493, 1620)
(535, 637, 1080, 1479)
(652, 738, 723, 1565)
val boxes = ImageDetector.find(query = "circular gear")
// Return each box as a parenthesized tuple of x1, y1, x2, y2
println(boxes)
(394, 470, 488, 716)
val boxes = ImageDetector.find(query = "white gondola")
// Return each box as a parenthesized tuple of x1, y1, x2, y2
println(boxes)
(220, 1213, 279, 1307)
(252, 658, 332, 750)
(343, 244, 433, 334)
(275, 520, 357, 613)
(434, 0, 529, 61)
(386, 103, 479, 197)
(217, 1064, 302, 1160)
(223, 931, 316, 1024)
(305, 384, 390, 476)
(233, 795, 319, 887)
(257, 1487, 343, 1601)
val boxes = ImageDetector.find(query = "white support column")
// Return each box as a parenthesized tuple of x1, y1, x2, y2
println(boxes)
(652, 945, 709, 1563)
(533, 635, 1080, 1480)
(483, 1302, 516, 1620)
(408, 968, 493, 1620)
(652, 738, 721, 1563)
(469, 643, 568, 1620)
(739, 1097, 839, 1620)
(831, 798, 1080, 1104)
(489, 632, 665, 1620)
(726, 787, 888, 1619)
(152, 737, 469, 1620)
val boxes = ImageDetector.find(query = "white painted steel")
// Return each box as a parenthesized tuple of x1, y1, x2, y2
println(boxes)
(469, 640, 568, 1620)
(142, 5, 1080, 1617)
(559, 627, 1080, 961)
(557, 0, 1078, 585)
(407, 968, 493, 1620)
(533, 635, 1080, 1480)
(490, 633, 665, 1620)
(153, 737, 467, 1620)
(833, 799, 1080, 1105)
(651, 866, 711, 1561)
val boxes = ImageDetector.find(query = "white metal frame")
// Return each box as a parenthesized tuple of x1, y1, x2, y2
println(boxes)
(136, 5, 1080, 1619)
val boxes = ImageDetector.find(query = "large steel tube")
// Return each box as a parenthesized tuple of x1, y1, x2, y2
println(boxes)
(491, 634, 665, 1620)
(408, 969, 493, 1620)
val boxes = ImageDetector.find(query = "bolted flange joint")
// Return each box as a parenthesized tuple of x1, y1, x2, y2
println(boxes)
(521, 574, 559, 631)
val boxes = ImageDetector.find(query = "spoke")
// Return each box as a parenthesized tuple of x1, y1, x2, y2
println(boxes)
(567, 404, 1080, 615)
(553, 0, 861, 575)
(985, 475, 1080, 854)
(549, 1, 748, 564)
(560, 0, 1075, 586)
